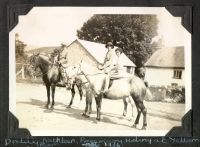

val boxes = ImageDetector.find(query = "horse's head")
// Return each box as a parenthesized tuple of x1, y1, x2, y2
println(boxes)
(64, 65, 81, 90)
(29, 52, 40, 71)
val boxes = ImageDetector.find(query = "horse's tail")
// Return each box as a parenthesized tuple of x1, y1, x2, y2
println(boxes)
(144, 88, 152, 101)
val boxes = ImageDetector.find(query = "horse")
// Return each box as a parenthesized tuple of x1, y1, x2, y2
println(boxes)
(29, 53, 60, 109)
(64, 63, 149, 129)
(28, 53, 83, 109)
(64, 65, 135, 118)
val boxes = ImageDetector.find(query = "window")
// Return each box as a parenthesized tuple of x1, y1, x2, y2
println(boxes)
(126, 66, 132, 73)
(173, 70, 182, 79)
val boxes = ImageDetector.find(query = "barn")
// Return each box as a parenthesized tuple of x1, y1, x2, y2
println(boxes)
(145, 46, 185, 86)
(61, 39, 136, 74)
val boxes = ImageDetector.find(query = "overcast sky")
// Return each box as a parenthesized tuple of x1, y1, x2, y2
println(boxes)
(12, 7, 187, 48)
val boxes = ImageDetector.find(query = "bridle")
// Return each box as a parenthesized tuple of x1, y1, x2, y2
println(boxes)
(65, 64, 85, 87)
(30, 55, 59, 77)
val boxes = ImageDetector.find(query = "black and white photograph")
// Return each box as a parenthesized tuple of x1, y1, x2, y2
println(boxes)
(9, 7, 191, 136)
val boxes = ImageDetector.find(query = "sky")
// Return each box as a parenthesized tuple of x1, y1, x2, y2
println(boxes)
(12, 7, 187, 48)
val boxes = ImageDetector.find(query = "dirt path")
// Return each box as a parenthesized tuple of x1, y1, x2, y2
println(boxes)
(16, 83, 185, 136)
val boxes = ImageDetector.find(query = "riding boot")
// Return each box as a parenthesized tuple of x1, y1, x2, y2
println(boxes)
(56, 69, 65, 87)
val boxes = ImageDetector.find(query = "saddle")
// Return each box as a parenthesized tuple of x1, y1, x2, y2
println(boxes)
(108, 73, 131, 88)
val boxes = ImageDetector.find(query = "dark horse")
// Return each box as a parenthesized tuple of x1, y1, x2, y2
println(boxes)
(29, 53, 83, 109)
(29, 53, 60, 109)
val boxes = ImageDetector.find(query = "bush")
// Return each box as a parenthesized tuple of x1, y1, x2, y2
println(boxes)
(146, 85, 185, 103)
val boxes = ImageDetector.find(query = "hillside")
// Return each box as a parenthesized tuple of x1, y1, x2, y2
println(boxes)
(26, 46, 60, 54)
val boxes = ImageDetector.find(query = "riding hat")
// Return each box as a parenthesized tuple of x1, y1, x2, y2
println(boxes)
(115, 47, 123, 54)
(105, 42, 114, 48)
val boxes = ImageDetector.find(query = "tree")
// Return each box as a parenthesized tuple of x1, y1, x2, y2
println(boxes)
(77, 14, 158, 67)
(15, 33, 26, 58)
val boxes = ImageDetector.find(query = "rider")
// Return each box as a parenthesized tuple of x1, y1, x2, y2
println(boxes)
(50, 48, 59, 64)
(98, 42, 118, 94)
(55, 42, 68, 86)
(114, 47, 125, 75)
(58, 42, 68, 67)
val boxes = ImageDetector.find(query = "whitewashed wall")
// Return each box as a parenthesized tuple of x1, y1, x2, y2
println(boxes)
(145, 67, 185, 86)
(62, 41, 99, 67)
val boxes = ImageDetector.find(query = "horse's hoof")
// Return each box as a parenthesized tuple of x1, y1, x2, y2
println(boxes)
(141, 126, 147, 130)
(67, 105, 71, 108)
(132, 124, 137, 128)
(50, 105, 54, 109)
(83, 113, 90, 118)
(96, 118, 101, 121)
(123, 112, 127, 117)
(128, 117, 133, 121)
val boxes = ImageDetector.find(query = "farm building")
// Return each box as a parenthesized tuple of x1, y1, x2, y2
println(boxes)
(145, 46, 185, 86)
(61, 39, 136, 73)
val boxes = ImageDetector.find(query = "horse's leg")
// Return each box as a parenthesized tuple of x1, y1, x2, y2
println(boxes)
(123, 97, 128, 116)
(88, 96, 92, 114)
(132, 98, 141, 128)
(67, 83, 75, 108)
(51, 84, 56, 109)
(95, 94, 102, 121)
(82, 96, 90, 118)
(140, 102, 147, 130)
(77, 83, 83, 101)
(132, 99, 147, 130)
(45, 84, 50, 109)
(87, 88, 93, 114)
(127, 96, 134, 118)
(130, 98, 134, 118)
(133, 107, 141, 128)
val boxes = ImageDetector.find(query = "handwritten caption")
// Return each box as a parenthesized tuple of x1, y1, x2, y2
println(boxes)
(5, 137, 200, 147)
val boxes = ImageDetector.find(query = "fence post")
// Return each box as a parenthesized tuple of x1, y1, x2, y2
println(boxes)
(21, 65, 25, 79)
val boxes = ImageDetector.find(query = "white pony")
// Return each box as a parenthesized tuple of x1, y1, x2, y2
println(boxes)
(65, 61, 149, 129)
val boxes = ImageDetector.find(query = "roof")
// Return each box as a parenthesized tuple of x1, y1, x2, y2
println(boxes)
(76, 39, 136, 67)
(145, 46, 184, 68)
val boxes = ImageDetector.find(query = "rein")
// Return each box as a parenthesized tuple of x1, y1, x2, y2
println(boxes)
(33, 62, 59, 77)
